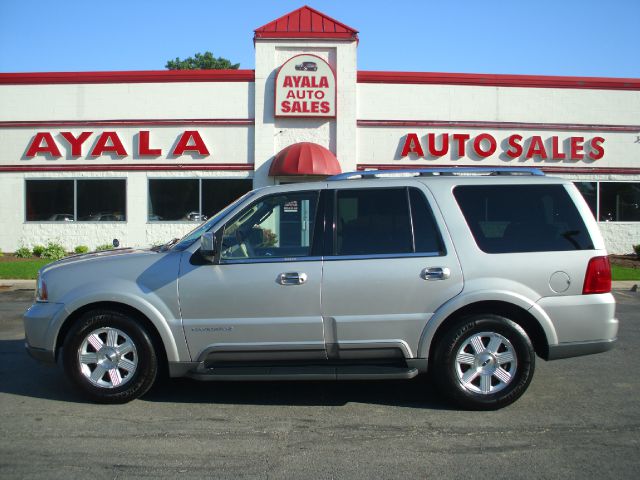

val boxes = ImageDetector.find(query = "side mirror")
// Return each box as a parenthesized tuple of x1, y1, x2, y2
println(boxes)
(200, 231, 216, 262)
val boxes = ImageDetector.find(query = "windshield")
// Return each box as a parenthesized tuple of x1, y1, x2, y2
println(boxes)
(171, 189, 258, 251)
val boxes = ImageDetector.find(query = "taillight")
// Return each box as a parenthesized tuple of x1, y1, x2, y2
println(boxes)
(582, 256, 611, 294)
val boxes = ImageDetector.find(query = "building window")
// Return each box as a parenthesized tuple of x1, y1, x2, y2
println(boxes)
(77, 180, 126, 221)
(25, 179, 126, 222)
(599, 182, 640, 222)
(574, 181, 640, 222)
(148, 179, 252, 222)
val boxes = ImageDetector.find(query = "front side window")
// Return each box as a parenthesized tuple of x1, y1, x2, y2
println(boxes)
(454, 184, 594, 253)
(26, 179, 126, 222)
(221, 191, 319, 261)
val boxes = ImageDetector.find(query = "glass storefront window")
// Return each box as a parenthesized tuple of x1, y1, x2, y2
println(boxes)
(148, 179, 199, 221)
(77, 180, 126, 221)
(202, 179, 253, 219)
(26, 179, 126, 222)
(148, 179, 253, 222)
(599, 182, 640, 222)
(26, 180, 74, 221)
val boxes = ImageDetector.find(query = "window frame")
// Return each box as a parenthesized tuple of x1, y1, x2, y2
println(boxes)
(454, 183, 595, 254)
(24, 177, 128, 223)
(327, 186, 446, 260)
(215, 189, 323, 265)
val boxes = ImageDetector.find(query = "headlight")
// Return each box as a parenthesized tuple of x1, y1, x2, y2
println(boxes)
(35, 273, 48, 303)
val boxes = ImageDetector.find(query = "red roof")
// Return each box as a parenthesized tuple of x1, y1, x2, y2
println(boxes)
(269, 142, 341, 176)
(254, 5, 358, 40)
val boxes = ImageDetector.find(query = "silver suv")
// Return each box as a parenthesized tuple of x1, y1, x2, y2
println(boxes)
(23, 168, 618, 409)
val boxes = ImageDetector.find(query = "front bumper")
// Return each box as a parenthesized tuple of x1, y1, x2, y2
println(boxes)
(25, 342, 56, 364)
(23, 301, 67, 361)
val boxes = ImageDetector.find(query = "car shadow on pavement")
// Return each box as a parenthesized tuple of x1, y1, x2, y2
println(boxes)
(1, 338, 454, 410)
(0, 339, 87, 403)
(144, 376, 454, 410)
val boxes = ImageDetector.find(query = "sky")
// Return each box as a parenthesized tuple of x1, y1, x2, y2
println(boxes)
(0, 0, 639, 78)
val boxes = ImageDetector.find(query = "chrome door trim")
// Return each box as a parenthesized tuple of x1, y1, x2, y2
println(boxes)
(324, 252, 442, 261)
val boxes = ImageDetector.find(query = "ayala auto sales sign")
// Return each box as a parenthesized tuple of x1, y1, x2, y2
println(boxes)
(275, 54, 336, 118)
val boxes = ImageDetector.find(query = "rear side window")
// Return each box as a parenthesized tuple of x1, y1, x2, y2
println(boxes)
(335, 187, 444, 256)
(454, 185, 594, 253)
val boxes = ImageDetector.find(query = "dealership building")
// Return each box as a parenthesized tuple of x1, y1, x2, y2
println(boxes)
(1, 6, 639, 253)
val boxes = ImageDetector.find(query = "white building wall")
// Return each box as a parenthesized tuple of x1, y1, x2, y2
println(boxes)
(0, 80, 256, 252)
(0, 82, 254, 121)
(253, 39, 358, 188)
(357, 84, 640, 124)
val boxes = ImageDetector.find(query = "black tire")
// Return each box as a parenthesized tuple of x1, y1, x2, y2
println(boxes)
(62, 309, 158, 404)
(432, 314, 535, 410)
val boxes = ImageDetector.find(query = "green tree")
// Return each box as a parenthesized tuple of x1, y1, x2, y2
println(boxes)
(165, 51, 240, 70)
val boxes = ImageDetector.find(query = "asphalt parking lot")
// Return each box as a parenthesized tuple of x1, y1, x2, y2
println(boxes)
(1, 287, 639, 479)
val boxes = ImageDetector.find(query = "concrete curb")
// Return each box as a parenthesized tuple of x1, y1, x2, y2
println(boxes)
(0, 279, 36, 290)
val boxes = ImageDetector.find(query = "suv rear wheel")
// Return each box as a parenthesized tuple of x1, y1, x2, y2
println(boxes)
(62, 309, 158, 403)
(433, 314, 535, 410)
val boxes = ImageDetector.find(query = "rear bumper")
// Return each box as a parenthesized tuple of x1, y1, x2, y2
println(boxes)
(547, 337, 617, 360)
(535, 292, 618, 345)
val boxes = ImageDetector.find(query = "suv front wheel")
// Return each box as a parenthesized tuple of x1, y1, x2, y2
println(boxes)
(62, 309, 158, 403)
(433, 314, 535, 410)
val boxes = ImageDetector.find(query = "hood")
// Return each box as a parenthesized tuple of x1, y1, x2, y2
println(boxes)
(41, 248, 158, 274)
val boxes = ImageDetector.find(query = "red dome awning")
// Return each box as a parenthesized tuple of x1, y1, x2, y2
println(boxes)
(269, 142, 342, 176)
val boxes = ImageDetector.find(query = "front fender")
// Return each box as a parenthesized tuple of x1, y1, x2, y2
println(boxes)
(50, 279, 189, 363)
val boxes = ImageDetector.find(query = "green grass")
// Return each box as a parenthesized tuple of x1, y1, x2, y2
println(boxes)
(612, 265, 640, 281)
(0, 259, 52, 279)
(0, 258, 638, 282)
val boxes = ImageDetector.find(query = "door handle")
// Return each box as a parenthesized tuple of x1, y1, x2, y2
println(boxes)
(277, 272, 308, 285)
(421, 267, 451, 281)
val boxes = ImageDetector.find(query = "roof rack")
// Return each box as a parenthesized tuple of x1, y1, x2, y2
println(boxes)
(327, 167, 545, 181)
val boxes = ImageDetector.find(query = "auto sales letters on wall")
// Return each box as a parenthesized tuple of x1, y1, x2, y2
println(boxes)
(275, 54, 336, 118)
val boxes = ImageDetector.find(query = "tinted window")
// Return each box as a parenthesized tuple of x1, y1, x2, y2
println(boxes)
(148, 179, 199, 221)
(221, 191, 319, 260)
(574, 182, 597, 219)
(599, 182, 640, 222)
(26, 180, 74, 221)
(26, 179, 126, 222)
(202, 179, 253, 218)
(77, 180, 126, 221)
(454, 185, 594, 253)
(409, 188, 445, 254)
(336, 188, 412, 255)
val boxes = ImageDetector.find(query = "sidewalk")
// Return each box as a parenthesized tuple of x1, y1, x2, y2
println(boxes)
(1, 279, 637, 292)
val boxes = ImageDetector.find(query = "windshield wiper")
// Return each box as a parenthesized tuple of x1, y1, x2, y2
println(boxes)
(152, 237, 180, 252)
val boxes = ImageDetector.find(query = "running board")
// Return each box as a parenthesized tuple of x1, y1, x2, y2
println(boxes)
(186, 365, 419, 381)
